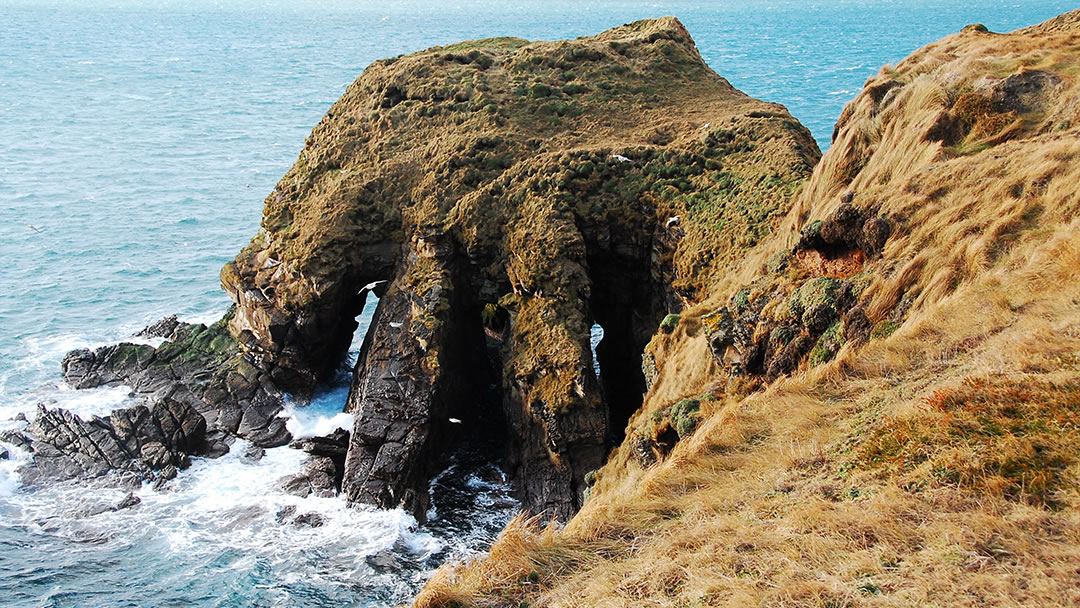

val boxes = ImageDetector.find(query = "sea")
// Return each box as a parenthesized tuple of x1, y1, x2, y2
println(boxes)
(0, 1, 1073, 606)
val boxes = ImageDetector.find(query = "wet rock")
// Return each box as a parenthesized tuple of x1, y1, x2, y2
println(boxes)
(275, 505, 297, 523)
(241, 444, 266, 462)
(137, 315, 180, 339)
(289, 428, 349, 457)
(60, 315, 291, 451)
(0, 448, 8, 460)
(292, 512, 325, 528)
(279, 455, 339, 498)
(152, 464, 178, 491)
(115, 492, 141, 510)
(17, 400, 210, 486)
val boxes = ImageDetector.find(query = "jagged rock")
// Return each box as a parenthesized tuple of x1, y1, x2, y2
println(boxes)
(0, 448, 8, 460)
(241, 444, 266, 462)
(273, 505, 325, 528)
(292, 512, 325, 528)
(278, 455, 339, 498)
(275, 505, 297, 523)
(115, 492, 141, 510)
(152, 464, 179, 491)
(289, 428, 349, 457)
(60, 315, 291, 451)
(137, 315, 181, 339)
(16, 400, 210, 486)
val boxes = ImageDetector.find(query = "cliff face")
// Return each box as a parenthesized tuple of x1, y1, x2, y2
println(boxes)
(417, 10, 1080, 608)
(219, 17, 819, 520)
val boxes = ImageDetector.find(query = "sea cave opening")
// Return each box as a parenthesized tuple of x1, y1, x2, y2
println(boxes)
(586, 246, 660, 445)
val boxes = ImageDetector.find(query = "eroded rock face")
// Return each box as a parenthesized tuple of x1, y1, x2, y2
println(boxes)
(212, 18, 819, 522)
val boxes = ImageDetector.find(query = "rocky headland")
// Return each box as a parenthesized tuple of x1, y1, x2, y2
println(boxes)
(12, 10, 1080, 607)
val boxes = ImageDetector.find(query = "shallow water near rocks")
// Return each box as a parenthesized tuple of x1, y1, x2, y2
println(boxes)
(0, 1, 1074, 605)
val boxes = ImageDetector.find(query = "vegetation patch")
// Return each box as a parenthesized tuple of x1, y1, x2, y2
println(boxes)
(852, 376, 1080, 507)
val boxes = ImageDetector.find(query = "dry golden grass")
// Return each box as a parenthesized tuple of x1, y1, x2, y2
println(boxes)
(414, 12, 1080, 608)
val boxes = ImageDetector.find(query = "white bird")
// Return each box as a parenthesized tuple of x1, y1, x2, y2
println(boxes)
(358, 279, 387, 293)
(389, 321, 403, 328)
(448, 418, 462, 424)
(666, 215, 680, 228)
(611, 154, 632, 163)
(700, 121, 711, 130)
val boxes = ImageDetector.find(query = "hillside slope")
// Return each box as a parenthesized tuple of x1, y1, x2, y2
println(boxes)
(417, 11, 1080, 607)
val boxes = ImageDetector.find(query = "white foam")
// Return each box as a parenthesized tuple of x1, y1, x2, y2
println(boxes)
(287, 410, 354, 439)
(0, 439, 438, 572)
(178, 307, 229, 327)
(125, 335, 167, 348)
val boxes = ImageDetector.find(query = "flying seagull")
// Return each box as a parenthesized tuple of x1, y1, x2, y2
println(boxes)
(611, 154, 632, 163)
(27, 224, 44, 233)
(358, 279, 387, 293)
(448, 418, 462, 424)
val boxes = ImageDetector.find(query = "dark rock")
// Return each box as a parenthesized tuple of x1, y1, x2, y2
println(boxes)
(18, 400, 209, 486)
(289, 428, 349, 457)
(60, 315, 291, 455)
(241, 444, 266, 462)
(278, 474, 313, 498)
(859, 215, 892, 256)
(279, 454, 340, 498)
(137, 315, 180, 339)
(987, 69, 1063, 115)
(292, 512, 325, 528)
(275, 505, 297, 523)
(766, 334, 814, 381)
(0, 448, 7, 460)
(819, 202, 864, 246)
(202, 431, 232, 459)
(842, 305, 873, 345)
(115, 492, 141, 510)
(0, 430, 32, 452)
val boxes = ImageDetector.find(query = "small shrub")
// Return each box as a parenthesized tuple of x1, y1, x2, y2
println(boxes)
(670, 398, 702, 438)
(659, 313, 681, 333)
(528, 83, 553, 98)
(870, 319, 900, 340)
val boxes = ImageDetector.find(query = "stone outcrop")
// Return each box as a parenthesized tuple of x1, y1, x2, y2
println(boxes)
(214, 17, 819, 521)
(11, 398, 212, 486)
(279, 428, 350, 498)
(61, 314, 290, 449)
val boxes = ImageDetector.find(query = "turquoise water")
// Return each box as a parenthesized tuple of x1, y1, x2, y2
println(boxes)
(0, 1, 1073, 605)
